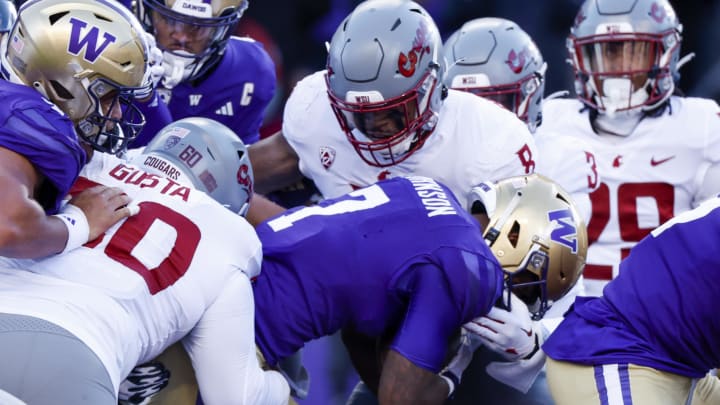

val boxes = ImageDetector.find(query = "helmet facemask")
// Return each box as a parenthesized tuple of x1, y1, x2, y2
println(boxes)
(568, 0, 683, 116)
(326, 68, 440, 167)
(74, 77, 147, 155)
(138, 0, 244, 85)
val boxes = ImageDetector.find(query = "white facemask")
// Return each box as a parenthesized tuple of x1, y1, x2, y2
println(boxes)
(599, 78, 649, 117)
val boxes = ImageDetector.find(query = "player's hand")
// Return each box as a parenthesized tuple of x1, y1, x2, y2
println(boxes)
(440, 330, 476, 388)
(119, 362, 170, 405)
(463, 293, 540, 361)
(68, 185, 137, 241)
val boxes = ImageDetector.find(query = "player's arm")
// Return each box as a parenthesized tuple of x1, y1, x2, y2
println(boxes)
(378, 264, 475, 404)
(247, 130, 303, 194)
(342, 329, 384, 393)
(246, 193, 287, 227)
(379, 349, 451, 404)
(182, 272, 289, 405)
(0, 147, 132, 258)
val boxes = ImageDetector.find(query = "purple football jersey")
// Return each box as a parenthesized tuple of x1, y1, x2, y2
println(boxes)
(132, 37, 276, 147)
(0, 81, 86, 214)
(544, 198, 720, 377)
(254, 176, 504, 372)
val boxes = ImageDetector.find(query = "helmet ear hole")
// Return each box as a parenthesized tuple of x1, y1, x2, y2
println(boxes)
(507, 221, 520, 248)
(50, 80, 74, 100)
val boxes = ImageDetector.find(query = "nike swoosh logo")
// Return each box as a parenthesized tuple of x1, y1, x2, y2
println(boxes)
(651, 156, 676, 166)
(520, 328, 533, 337)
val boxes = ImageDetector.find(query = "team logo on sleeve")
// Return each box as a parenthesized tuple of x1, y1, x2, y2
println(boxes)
(319, 146, 336, 170)
(67, 17, 117, 63)
(548, 208, 579, 253)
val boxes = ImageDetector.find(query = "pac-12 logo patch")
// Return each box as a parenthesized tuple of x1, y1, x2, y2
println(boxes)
(319, 146, 336, 170)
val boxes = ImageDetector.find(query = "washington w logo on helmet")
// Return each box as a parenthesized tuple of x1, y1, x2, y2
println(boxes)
(67, 17, 117, 63)
(548, 208, 580, 253)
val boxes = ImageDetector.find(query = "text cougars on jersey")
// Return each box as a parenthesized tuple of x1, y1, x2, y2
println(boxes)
(408, 176, 457, 217)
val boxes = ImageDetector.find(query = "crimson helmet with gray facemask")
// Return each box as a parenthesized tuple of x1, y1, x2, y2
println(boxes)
(325, 0, 446, 168)
(568, 0, 684, 116)
(132, 117, 254, 216)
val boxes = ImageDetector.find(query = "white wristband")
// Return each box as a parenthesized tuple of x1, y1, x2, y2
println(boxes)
(53, 203, 90, 254)
(440, 374, 456, 398)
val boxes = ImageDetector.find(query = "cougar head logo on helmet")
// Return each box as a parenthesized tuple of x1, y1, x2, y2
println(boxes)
(469, 174, 588, 319)
(568, 0, 683, 115)
(132, 117, 254, 216)
(325, 0, 446, 168)
(137, 0, 247, 85)
(0, 0, 151, 155)
(443, 17, 546, 133)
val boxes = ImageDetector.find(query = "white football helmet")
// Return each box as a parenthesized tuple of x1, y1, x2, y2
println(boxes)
(325, 0, 446, 167)
(0, 0, 151, 155)
(568, 0, 683, 115)
(133, 117, 254, 216)
(444, 17, 546, 132)
(469, 174, 588, 319)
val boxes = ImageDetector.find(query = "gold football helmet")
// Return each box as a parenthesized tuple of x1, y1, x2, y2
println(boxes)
(469, 174, 588, 319)
(0, 0, 151, 154)
(136, 0, 247, 83)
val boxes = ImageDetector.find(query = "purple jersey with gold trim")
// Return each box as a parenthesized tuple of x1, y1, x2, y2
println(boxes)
(0, 80, 86, 214)
(254, 176, 504, 372)
(132, 37, 276, 147)
(543, 197, 720, 377)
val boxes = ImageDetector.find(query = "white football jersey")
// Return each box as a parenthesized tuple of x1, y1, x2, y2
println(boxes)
(538, 97, 720, 296)
(535, 132, 600, 225)
(0, 153, 266, 396)
(282, 70, 538, 208)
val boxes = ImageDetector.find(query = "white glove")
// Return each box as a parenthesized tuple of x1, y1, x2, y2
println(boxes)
(485, 346, 546, 394)
(439, 330, 476, 397)
(463, 293, 540, 361)
(142, 32, 187, 90)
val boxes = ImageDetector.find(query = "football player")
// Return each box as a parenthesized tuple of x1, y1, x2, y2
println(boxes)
(544, 196, 720, 405)
(0, 117, 289, 404)
(0, 0, 148, 259)
(247, 0, 538, 218)
(136, 174, 587, 405)
(439, 17, 600, 405)
(129, 0, 276, 146)
(535, 0, 720, 297)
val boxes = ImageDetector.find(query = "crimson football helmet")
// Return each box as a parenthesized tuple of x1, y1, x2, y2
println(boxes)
(568, 0, 683, 114)
(325, 0, 446, 167)
(469, 174, 588, 319)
